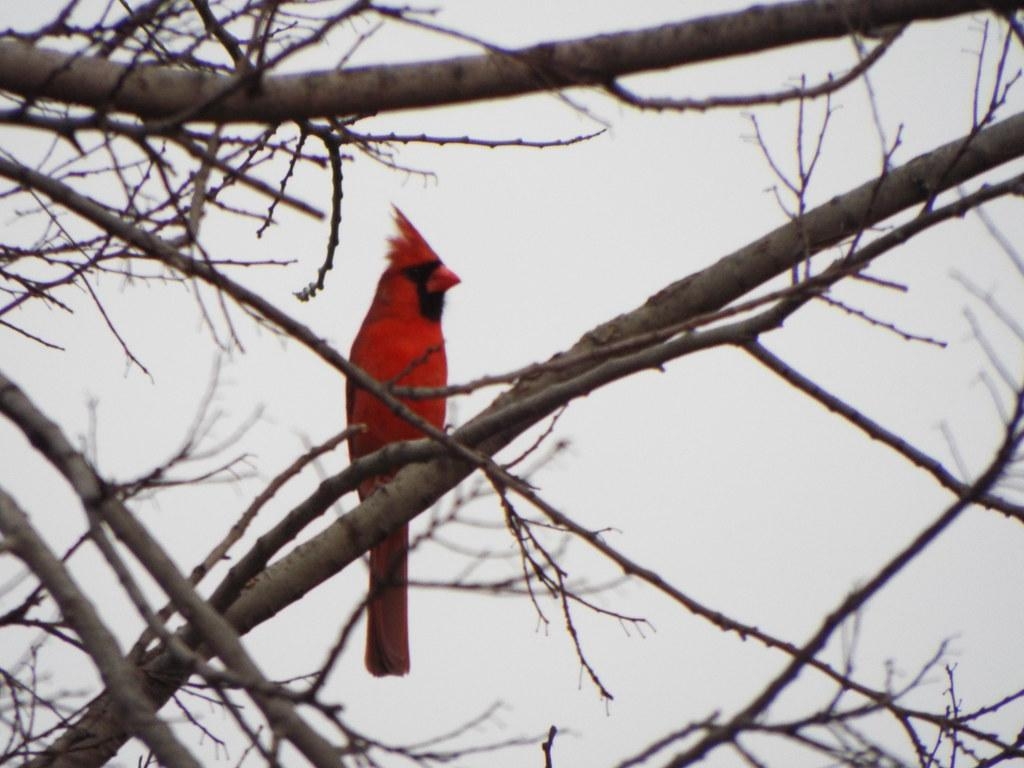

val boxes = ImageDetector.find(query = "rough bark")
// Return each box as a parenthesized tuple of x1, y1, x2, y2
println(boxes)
(0, 0, 1017, 123)
(19, 105, 1024, 768)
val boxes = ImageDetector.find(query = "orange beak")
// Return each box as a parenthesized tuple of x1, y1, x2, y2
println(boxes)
(426, 264, 461, 294)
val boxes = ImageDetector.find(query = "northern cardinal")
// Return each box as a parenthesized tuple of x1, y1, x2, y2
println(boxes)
(347, 208, 460, 676)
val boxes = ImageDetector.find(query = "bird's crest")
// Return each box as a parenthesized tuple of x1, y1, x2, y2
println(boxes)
(388, 207, 440, 269)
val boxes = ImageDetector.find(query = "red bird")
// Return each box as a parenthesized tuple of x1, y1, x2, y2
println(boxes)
(347, 208, 460, 676)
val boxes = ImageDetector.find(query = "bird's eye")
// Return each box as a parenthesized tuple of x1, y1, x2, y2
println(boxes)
(402, 263, 438, 285)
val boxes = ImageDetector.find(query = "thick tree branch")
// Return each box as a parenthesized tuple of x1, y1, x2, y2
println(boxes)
(0, 371, 344, 768)
(2, 110, 1022, 635)
(213, 108, 1024, 665)
(0, 0, 1017, 123)
(0, 485, 203, 768)
(4, 100, 1024, 768)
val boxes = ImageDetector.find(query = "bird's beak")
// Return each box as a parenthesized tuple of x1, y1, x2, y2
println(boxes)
(426, 264, 461, 294)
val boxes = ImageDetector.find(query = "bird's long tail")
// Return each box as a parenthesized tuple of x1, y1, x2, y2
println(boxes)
(365, 525, 410, 676)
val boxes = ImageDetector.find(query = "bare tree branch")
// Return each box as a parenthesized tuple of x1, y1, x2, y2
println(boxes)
(2, 3, 1022, 766)
(0, 0, 1016, 123)
(745, 341, 1024, 522)
(656, 369, 1024, 767)
(0, 370, 345, 768)
(0, 485, 204, 768)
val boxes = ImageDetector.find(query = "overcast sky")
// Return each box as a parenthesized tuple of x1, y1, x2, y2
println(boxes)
(2, 2, 1024, 766)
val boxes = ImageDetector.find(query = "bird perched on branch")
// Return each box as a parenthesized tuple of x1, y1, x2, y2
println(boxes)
(346, 208, 460, 676)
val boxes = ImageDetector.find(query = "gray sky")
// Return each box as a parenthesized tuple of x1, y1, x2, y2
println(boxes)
(1, 2, 1023, 766)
